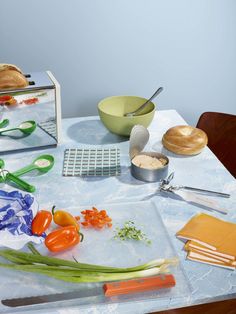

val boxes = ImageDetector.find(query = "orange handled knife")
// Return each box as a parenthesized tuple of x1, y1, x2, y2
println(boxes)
(104, 274, 176, 296)
(2, 274, 175, 308)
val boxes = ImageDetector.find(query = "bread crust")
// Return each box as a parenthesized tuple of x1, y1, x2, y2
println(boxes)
(0, 64, 28, 89)
(162, 125, 208, 155)
(0, 63, 23, 73)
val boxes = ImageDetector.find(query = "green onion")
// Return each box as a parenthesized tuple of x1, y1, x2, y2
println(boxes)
(0, 249, 177, 272)
(27, 243, 41, 255)
(114, 221, 152, 245)
(0, 252, 30, 265)
(0, 248, 178, 283)
(0, 262, 168, 282)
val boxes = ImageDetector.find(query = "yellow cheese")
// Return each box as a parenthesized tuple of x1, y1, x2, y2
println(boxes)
(187, 250, 236, 270)
(176, 213, 236, 258)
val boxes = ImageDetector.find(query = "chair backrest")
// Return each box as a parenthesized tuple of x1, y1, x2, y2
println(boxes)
(196, 112, 236, 178)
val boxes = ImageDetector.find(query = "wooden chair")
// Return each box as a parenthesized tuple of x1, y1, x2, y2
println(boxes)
(196, 112, 236, 178)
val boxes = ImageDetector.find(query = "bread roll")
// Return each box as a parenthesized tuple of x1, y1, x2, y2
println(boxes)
(0, 63, 23, 73)
(0, 64, 28, 89)
(162, 125, 208, 155)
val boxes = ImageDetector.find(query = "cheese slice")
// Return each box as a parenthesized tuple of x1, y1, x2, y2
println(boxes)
(185, 240, 236, 260)
(185, 244, 235, 264)
(187, 250, 235, 270)
(176, 213, 236, 256)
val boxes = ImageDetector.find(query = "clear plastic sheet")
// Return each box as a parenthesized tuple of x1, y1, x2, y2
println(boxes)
(0, 200, 192, 313)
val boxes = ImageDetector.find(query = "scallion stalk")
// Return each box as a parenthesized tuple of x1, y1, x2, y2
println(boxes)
(0, 249, 177, 273)
(0, 248, 178, 284)
(0, 262, 169, 283)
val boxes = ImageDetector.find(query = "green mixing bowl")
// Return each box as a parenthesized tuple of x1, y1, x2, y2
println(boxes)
(98, 95, 156, 136)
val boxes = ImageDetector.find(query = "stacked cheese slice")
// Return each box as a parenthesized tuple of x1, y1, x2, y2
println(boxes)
(176, 213, 236, 270)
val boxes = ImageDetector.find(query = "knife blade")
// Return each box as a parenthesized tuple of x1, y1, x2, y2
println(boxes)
(173, 190, 228, 214)
(2, 274, 176, 308)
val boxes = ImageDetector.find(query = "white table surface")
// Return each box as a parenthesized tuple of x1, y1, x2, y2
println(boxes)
(0, 109, 236, 314)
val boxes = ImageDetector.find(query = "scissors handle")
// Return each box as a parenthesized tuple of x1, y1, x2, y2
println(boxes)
(5, 172, 35, 193)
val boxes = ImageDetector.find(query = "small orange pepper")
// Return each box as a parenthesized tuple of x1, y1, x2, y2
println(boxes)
(52, 206, 80, 230)
(45, 225, 83, 252)
(31, 210, 52, 236)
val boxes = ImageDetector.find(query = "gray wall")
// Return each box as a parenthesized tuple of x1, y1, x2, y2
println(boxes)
(1, 0, 236, 125)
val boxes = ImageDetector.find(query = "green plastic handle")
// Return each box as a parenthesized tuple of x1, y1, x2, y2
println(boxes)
(12, 164, 37, 177)
(0, 119, 9, 129)
(0, 127, 19, 135)
(5, 172, 36, 193)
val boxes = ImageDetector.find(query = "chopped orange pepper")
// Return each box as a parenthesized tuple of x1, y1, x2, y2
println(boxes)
(81, 207, 112, 229)
(20, 97, 39, 105)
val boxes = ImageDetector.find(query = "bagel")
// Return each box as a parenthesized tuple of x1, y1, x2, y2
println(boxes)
(0, 63, 28, 89)
(162, 125, 208, 155)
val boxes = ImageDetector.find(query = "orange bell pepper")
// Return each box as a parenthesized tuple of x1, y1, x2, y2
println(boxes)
(31, 210, 52, 236)
(52, 206, 80, 230)
(45, 225, 83, 252)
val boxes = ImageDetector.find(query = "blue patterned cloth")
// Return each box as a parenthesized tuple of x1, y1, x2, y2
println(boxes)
(0, 190, 34, 236)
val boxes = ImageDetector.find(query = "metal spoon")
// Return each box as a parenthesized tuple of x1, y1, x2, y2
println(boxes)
(0, 120, 36, 136)
(124, 87, 163, 117)
(0, 158, 35, 192)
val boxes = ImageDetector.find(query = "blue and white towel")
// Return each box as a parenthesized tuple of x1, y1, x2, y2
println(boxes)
(0, 190, 43, 249)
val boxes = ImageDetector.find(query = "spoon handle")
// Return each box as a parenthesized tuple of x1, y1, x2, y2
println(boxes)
(6, 172, 35, 193)
(144, 87, 164, 106)
(126, 87, 163, 116)
(12, 164, 36, 177)
(0, 127, 19, 135)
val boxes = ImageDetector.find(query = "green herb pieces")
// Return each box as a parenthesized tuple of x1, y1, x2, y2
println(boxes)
(114, 221, 151, 245)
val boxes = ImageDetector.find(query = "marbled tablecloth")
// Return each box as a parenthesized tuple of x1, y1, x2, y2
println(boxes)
(0, 110, 235, 314)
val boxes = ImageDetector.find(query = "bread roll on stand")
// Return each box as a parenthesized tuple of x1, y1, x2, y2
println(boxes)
(0, 64, 62, 153)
